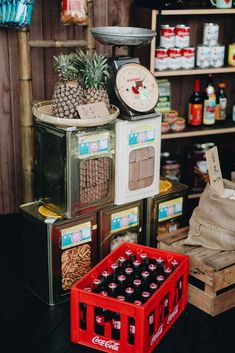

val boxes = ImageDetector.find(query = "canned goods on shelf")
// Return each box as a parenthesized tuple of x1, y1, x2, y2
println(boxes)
(161, 121, 171, 134)
(203, 23, 219, 47)
(171, 118, 186, 132)
(162, 159, 181, 182)
(163, 110, 179, 124)
(155, 48, 168, 71)
(168, 48, 182, 70)
(196, 45, 211, 68)
(175, 25, 190, 48)
(160, 25, 175, 49)
(228, 44, 235, 66)
(181, 47, 195, 69)
(210, 45, 225, 68)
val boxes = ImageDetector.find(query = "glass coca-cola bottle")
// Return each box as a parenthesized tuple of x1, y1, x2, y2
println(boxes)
(133, 279, 142, 300)
(125, 249, 136, 267)
(125, 287, 135, 303)
(94, 290, 108, 336)
(156, 274, 165, 287)
(101, 270, 111, 290)
(140, 253, 149, 271)
(171, 259, 179, 271)
(110, 262, 119, 282)
(149, 282, 158, 295)
(148, 263, 157, 280)
(128, 300, 142, 345)
(92, 278, 102, 293)
(108, 282, 118, 298)
(163, 266, 172, 278)
(155, 257, 165, 275)
(132, 259, 141, 278)
(141, 270, 150, 286)
(117, 275, 126, 295)
(118, 256, 127, 274)
(125, 267, 134, 284)
(80, 287, 92, 330)
(111, 296, 124, 341)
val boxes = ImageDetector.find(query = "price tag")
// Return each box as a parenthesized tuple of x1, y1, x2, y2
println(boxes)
(206, 146, 224, 196)
(77, 102, 109, 119)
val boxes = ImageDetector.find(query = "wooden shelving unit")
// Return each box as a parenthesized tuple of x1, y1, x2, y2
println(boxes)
(157, 8, 235, 15)
(154, 66, 235, 77)
(161, 123, 235, 140)
(188, 193, 201, 199)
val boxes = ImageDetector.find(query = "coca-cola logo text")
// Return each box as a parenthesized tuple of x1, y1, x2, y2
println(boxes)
(150, 324, 164, 346)
(167, 305, 179, 324)
(156, 53, 168, 59)
(176, 30, 189, 37)
(161, 29, 174, 37)
(92, 336, 120, 351)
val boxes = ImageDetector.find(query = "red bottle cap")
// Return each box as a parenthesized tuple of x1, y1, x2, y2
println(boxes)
(134, 300, 142, 306)
(156, 275, 165, 282)
(133, 260, 141, 267)
(83, 287, 92, 292)
(111, 263, 118, 270)
(141, 291, 150, 298)
(125, 267, 133, 275)
(150, 283, 158, 290)
(133, 279, 142, 286)
(141, 271, 150, 278)
(125, 287, 134, 294)
(109, 282, 118, 289)
(102, 270, 110, 277)
(118, 275, 126, 282)
(117, 295, 125, 301)
(118, 256, 126, 264)
(93, 278, 102, 286)
(100, 291, 108, 296)
(156, 257, 164, 264)
(125, 249, 133, 257)
(164, 267, 172, 274)
(140, 253, 148, 260)
(149, 264, 157, 271)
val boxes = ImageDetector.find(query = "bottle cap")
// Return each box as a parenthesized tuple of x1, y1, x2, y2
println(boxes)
(109, 282, 118, 289)
(133, 279, 142, 286)
(117, 295, 125, 301)
(93, 278, 102, 286)
(125, 267, 133, 275)
(100, 291, 108, 296)
(118, 275, 126, 282)
(134, 300, 142, 306)
(125, 287, 134, 294)
(218, 83, 225, 88)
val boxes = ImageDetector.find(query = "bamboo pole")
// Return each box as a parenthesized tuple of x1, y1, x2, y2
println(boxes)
(85, 0, 96, 53)
(18, 29, 34, 203)
(29, 39, 87, 48)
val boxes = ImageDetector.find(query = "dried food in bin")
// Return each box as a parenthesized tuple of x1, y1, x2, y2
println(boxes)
(61, 243, 91, 291)
(129, 147, 155, 191)
(110, 231, 138, 251)
(158, 219, 180, 237)
(61, 0, 88, 25)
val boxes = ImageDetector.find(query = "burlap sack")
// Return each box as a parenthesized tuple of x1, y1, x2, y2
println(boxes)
(184, 179, 235, 250)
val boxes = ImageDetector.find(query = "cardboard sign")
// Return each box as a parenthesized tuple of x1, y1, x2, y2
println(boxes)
(206, 146, 224, 196)
(77, 102, 109, 120)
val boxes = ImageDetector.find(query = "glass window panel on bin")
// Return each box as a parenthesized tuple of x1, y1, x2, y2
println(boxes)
(20, 202, 97, 305)
(145, 181, 188, 247)
(34, 120, 115, 218)
(98, 201, 144, 260)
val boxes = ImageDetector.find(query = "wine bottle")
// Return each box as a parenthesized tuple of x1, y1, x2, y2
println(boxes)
(188, 79, 203, 126)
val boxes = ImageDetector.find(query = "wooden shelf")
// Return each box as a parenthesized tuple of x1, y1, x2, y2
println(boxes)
(157, 8, 235, 16)
(154, 66, 235, 77)
(161, 123, 235, 140)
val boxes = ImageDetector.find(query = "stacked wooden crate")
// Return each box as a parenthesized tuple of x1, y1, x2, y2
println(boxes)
(158, 229, 235, 316)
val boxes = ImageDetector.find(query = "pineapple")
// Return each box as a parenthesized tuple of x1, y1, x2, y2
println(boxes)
(52, 54, 84, 119)
(74, 50, 110, 108)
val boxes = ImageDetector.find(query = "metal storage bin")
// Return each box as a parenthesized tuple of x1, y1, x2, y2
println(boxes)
(34, 120, 115, 218)
(145, 181, 189, 247)
(98, 200, 144, 260)
(20, 202, 98, 305)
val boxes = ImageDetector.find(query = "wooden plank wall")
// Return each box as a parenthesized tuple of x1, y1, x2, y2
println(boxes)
(0, 0, 131, 214)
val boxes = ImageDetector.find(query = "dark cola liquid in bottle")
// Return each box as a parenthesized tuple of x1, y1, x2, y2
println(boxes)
(117, 275, 126, 295)
(80, 287, 91, 330)
(148, 263, 157, 281)
(125, 287, 135, 303)
(133, 259, 141, 278)
(140, 253, 149, 271)
(163, 266, 172, 278)
(110, 262, 119, 282)
(156, 274, 165, 287)
(92, 278, 102, 293)
(133, 279, 142, 300)
(118, 256, 127, 274)
(141, 270, 150, 286)
(101, 270, 111, 290)
(125, 267, 134, 284)
(94, 290, 108, 335)
(108, 282, 118, 298)
(125, 249, 135, 267)
(141, 291, 154, 336)
(161, 294, 169, 322)
(155, 257, 165, 275)
(111, 296, 124, 340)
(128, 300, 142, 345)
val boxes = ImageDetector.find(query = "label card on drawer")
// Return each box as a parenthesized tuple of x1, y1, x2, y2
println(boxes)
(128, 125, 156, 146)
(78, 132, 110, 157)
(61, 221, 92, 249)
(158, 197, 183, 222)
(111, 207, 139, 233)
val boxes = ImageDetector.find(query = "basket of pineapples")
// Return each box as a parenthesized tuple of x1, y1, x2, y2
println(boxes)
(33, 51, 120, 127)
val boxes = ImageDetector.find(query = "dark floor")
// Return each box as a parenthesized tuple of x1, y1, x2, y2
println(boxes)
(0, 214, 235, 353)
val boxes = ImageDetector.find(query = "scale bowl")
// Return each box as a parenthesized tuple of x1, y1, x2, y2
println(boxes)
(91, 26, 156, 47)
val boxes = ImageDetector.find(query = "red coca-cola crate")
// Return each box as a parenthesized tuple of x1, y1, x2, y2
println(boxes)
(71, 242, 189, 353)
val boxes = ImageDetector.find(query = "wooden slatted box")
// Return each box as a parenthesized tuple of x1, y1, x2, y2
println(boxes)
(158, 230, 235, 316)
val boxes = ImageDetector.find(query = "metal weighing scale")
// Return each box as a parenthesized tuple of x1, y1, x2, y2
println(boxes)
(91, 26, 161, 121)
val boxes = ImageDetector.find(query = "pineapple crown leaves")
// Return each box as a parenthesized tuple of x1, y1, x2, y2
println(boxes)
(74, 50, 110, 90)
(53, 54, 79, 82)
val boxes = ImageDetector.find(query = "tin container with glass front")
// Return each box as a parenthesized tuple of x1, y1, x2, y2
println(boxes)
(20, 202, 98, 305)
(98, 201, 144, 259)
(115, 116, 161, 205)
(145, 181, 188, 247)
(34, 121, 115, 218)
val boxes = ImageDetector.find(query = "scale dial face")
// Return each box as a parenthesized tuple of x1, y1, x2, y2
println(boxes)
(115, 63, 159, 113)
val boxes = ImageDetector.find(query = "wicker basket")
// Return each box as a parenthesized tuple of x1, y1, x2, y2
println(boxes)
(32, 101, 120, 127)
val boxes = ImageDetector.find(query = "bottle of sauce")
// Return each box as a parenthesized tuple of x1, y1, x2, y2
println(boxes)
(203, 75, 216, 125)
(216, 83, 227, 122)
(188, 79, 203, 126)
